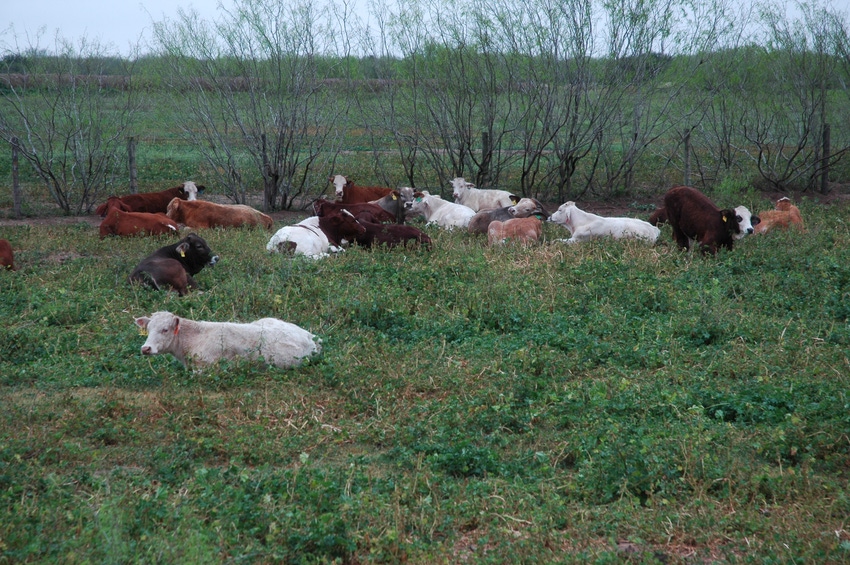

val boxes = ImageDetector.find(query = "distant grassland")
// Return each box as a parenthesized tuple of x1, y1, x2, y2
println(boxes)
(1, 199, 849, 562)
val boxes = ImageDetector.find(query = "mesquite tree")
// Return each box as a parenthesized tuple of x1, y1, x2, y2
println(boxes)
(0, 37, 138, 214)
(153, 0, 349, 210)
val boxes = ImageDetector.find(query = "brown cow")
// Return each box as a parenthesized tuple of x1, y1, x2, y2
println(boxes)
(487, 216, 543, 245)
(754, 197, 804, 234)
(663, 185, 759, 254)
(312, 198, 396, 224)
(95, 181, 202, 217)
(129, 233, 219, 296)
(166, 199, 273, 230)
(99, 209, 180, 238)
(352, 220, 432, 249)
(330, 175, 394, 204)
(0, 239, 16, 271)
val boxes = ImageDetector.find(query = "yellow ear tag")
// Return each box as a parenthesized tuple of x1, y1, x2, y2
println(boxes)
(392, 193, 398, 200)
(138, 328, 148, 336)
(722, 216, 727, 223)
(511, 199, 517, 204)
(179, 250, 185, 257)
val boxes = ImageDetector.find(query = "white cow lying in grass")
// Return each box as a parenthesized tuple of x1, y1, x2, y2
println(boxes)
(549, 201, 660, 244)
(266, 217, 338, 259)
(404, 193, 476, 230)
(450, 177, 517, 211)
(134, 311, 321, 369)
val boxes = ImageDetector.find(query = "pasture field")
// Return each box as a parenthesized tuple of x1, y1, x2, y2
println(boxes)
(1, 200, 850, 563)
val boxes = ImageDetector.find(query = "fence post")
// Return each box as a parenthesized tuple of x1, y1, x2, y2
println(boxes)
(128, 136, 138, 194)
(821, 124, 830, 194)
(683, 129, 691, 187)
(11, 137, 22, 218)
(481, 131, 491, 184)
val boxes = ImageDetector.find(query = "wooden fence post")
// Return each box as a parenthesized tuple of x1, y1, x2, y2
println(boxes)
(683, 129, 691, 187)
(11, 137, 22, 218)
(128, 136, 138, 194)
(821, 124, 830, 194)
(481, 131, 491, 184)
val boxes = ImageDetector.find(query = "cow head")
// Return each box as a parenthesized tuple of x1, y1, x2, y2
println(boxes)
(330, 175, 352, 199)
(509, 198, 549, 219)
(733, 206, 759, 239)
(182, 181, 202, 201)
(404, 195, 431, 219)
(548, 202, 575, 229)
(450, 177, 474, 201)
(135, 311, 179, 356)
(178, 233, 219, 271)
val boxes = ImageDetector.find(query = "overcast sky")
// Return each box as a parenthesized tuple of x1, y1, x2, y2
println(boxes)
(3, 0, 850, 57)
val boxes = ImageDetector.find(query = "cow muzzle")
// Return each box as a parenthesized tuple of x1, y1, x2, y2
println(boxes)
(141, 345, 153, 355)
(209, 255, 220, 266)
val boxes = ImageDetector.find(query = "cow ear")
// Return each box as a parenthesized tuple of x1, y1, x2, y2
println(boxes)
(751, 215, 761, 226)
(176, 242, 189, 258)
(134, 317, 150, 335)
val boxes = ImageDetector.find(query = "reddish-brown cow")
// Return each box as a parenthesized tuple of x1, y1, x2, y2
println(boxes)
(352, 220, 432, 249)
(754, 197, 804, 234)
(0, 239, 16, 271)
(330, 175, 394, 204)
(313, 198, 396, 224)
(95, 182, 202, 217)
(99, 209, 180, 238)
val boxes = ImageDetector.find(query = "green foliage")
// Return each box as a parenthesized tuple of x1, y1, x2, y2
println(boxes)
(1, 201, 850, 561)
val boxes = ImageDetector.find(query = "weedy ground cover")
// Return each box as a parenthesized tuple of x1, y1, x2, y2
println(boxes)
(0, 201, 849, 563)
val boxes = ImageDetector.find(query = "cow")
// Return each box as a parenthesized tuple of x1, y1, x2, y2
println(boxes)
(312, 198, 396, 224)
(488, 216, 543, 246)
(330, 175, 394, 204)
(266, 210, 367, 259)
(352, 220, 432, 249)
(662, 185, 759, 254)
(549, 201, 660, 244)
(128, 233, 219, 296)
(648, 207, 668, 226)
(0, 239, 15, 271)
(99, 209, 180, 238)
(134, 310, 321, 369)
(404, 193, 476, 230)
(369, 187, 423, 223)
(95, 181, 202, 217)
(468, 197, 549, 234)
(166, 198, 273, 230)
(450, 177, 518, 212)
(754, 197, 804, 235)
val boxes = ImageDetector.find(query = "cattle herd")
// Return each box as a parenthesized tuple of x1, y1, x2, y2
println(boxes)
(0, 177, 805, 370)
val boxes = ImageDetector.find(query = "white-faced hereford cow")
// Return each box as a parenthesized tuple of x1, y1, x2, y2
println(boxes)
(330, 175, 394, 204)
(128, 233, 219, 296)
(450, 177, 518, 212)
(549, 202, 660, 244)
(404, 193, 476, 230)
(134, 311, 320, 369)
(266, 210, 367, 259)
(95, 181, 201, 217)
(662, 185, 759, 254)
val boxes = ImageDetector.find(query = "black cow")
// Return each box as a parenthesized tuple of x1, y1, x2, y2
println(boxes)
(128, 233, 219, 296)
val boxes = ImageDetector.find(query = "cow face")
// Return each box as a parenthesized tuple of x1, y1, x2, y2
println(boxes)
(179, 233, 219, 272)
(405, 196, 430, 219)
(509, 198, 548, 219)
(548, 202, 575, 227)
(733, 206, 759, 239)
(182, 181, 201, 201)
(135, 311, 179, 356)
(330, 175, 351, 199)
(450, 177, 474, 201)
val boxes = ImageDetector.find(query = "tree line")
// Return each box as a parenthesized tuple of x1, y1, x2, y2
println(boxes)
(1, 0, 848, 213)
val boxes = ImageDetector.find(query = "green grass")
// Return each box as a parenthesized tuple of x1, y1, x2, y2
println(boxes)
(1, 203, 850, 563)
